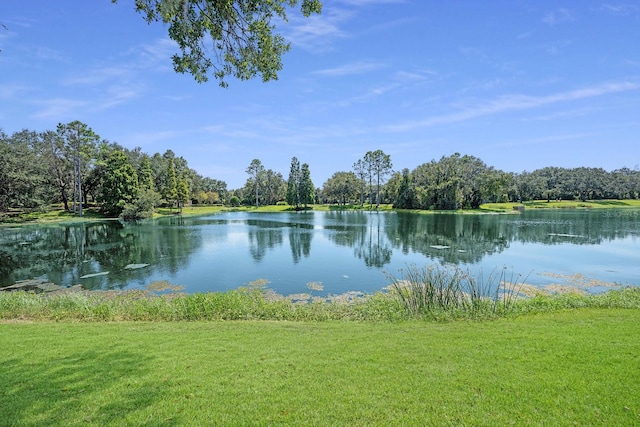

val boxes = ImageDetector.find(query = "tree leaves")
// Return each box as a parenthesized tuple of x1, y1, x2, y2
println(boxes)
(127, 0, 322, 86)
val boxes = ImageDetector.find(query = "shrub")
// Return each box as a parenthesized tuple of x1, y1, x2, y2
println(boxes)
(120, 188, 161, 220)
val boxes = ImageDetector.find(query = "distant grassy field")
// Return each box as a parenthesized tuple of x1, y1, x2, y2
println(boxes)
(481, 199, 640, 212)
(1, 309, 638, 426)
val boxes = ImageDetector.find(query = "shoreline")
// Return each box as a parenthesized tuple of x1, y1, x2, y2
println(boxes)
(2, 199, 640, 226)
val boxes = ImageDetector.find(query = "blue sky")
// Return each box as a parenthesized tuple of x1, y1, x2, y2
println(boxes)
(1, 1, 639, 189)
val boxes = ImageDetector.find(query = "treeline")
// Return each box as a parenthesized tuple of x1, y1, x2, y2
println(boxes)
(0, 122, 227, 217)
(321, 152, 640, 209)
(2, 122, 639, 216)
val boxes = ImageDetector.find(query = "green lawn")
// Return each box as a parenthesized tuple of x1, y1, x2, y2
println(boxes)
(1, 309, 639, 426)
(481, 199, 640, 212)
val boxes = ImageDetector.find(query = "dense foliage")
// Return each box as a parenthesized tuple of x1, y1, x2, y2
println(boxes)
(2, 123, 639, 217)
(0, 123, 228, 218)
(389, 153, 640, 210)
(115, 0, 323, 86)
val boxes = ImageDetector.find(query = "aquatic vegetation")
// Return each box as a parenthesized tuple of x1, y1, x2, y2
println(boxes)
(145, 280, 184, 292)
(246, 278, 270, 288)
(306, 281, 324, 291)
(1, 285, 638, 322)
(386, 265, 529, 318)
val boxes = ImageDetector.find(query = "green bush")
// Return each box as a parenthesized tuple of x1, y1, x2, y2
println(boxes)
(120, 188, 161, 220)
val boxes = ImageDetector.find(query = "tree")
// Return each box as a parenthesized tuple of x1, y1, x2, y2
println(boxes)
(352, 159, 368, 207)
(138, 155, 155, 191)
(262, 169, 286, 205)
(322, 171, 359, 206)
(363, 149, 392, 208)
(177, 177, 190, 213)
(0, 130, 51, 211)
(286, 156, 301, 208)
(99, 150, 139, 216)
(165, 159, 178, 210)
(39, 130, 73, 211)
(299, 163, 314, 208)
(246, 159, 265, 207)
(393, 168, 417, 209)
(119, 0, 322, 86)
(56, 121, 100, 216)
(121, 187, 161, 219)
(200, 177, 228, 203)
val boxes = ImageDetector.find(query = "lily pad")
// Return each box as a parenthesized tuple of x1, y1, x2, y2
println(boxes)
(430, 245, 450, 250)
(124, 263, 150, 270)
(80, 272, 109, 279)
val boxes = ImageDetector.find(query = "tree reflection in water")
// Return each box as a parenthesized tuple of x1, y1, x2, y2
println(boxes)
(1, 209, 638, 292)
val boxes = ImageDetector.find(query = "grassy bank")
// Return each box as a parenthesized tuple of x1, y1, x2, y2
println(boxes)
(481, 199, 640, 212)
(3, 200, 639, 225)
(1, 286, 639, 322)
(1, 309, 639, 426)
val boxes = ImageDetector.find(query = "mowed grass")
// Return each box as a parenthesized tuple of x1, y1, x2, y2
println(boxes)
(1, 309, 639, 426)
(481, 199, 640, 212)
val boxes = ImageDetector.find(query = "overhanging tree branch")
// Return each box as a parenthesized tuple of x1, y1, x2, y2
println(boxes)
(112, 0, 322, 86)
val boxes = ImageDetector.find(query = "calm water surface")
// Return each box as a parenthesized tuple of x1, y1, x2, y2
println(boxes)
(1, 210, 639, 295)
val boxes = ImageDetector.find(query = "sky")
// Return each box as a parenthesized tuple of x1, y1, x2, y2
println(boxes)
(1, 1, 639, 189)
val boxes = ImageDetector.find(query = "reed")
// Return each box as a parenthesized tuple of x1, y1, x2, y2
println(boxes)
(387, 264, 531, 318)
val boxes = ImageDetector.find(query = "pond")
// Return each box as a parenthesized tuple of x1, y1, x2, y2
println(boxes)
(1, 209, 639, 296)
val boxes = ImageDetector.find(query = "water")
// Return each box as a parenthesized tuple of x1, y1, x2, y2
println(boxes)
(1, 209, 639, 295)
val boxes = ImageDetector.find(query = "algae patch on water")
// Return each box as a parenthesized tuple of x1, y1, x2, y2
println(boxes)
(146, 280, 184, 292)
(306, 281, 324, 291)
(541, 272, 618, 289)
(247, 278, 270, 289)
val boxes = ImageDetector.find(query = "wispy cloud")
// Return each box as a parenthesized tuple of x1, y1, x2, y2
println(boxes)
(491, 132, 597, 150)
(285, 1, 408, 53)
(543, 8, 575, 25)
(0, 83, 31, 100)
(128, 38, 177, 71)
(600, 3, 640, 16)
(286, 9, 350, 52)
(545, 39, 574, 56)
(522, 106, 596, 122)
(64, 66, 131, 86)
(31, 98, 87, 120)
(2, 17, 34, 29)
(332, 69, 435, 107)
(29, 46, 67, 62)
(382, 81, 640, 132)
(57, 38, 178, 114)
(97, 84, 144, 111)
(312, 61, 385, 76)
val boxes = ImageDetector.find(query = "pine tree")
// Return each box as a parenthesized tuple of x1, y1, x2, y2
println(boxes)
(165, 159, 178, 211)
(286, 157, 301, 208)
(299, 163, 314, 208)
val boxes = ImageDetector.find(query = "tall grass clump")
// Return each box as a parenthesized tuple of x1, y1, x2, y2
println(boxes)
(387, 264, 527, 319)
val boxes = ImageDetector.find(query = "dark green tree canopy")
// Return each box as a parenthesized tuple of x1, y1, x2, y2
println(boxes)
(100, 150, 139, 216)
(118, 0, 322, 86)
(286, 156, 301, 207)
